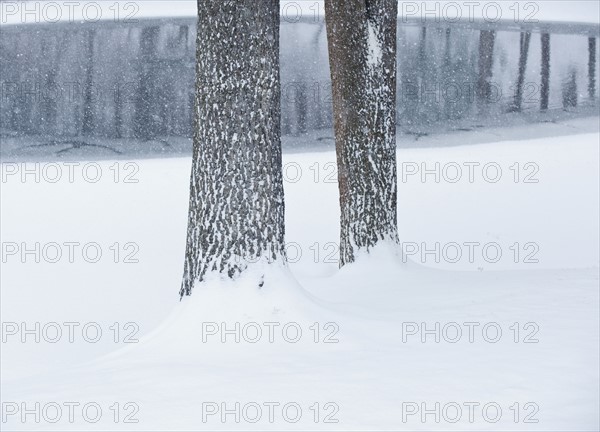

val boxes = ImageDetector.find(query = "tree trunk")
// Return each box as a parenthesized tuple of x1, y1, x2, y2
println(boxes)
(325, 0, 398, 266)
(589, 37, 597, 101)
(540, 33, 551, 111)
(81, 29, 96, 136)
(562, 68, 578, 108)
(511, 31, 531, 112)
(115, 28, 133, 139)
(297, 82, 308, 135)
(477, 30, 496, 107)
(312, 22, 326, 129)
(419, 27, 427, 67)
(181, 0, 285, 297)
(134, 26, 160, 139)
(443, 27, 452, 119)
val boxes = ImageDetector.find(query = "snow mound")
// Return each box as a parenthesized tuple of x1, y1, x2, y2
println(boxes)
(97, 262, 349, 365)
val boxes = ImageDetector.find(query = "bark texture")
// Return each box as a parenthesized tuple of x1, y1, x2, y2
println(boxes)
(324, 0, 398, 266)
(181, 0, 285, 297)
(477, 30, 496, 106)
(134, 26, 159, 139)
(589, 37, 597, 101)
(511, 31, 531, 112)
(540, 33, 551, 111)
(81, 29, 96, 136)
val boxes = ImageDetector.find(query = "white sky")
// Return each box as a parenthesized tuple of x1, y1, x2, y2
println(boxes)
(0, 1, 598, 25)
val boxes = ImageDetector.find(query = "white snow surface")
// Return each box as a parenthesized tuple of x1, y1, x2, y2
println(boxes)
(1, 126, 599, 430)
(367, 21, 383, 67)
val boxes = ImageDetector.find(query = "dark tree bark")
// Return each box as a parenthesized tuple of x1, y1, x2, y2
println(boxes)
(540, 33, 551, 111)
(134, 26, 160, 139)
(589, 37, 597, 101)
(442, 28, 451, 71)
(297, 82, 308, 135)
(81, 29, 96, 136)
(114, 83, 124, 138)
(41, 33, 68, 136)
(312, 22, 326, 129)
(443, 27, 452, 119)
(419, 27, 427, 67)
(114, 28, 134, 139)
(325, 0, 399, 266)
(562, 68, 578, 108)
(477, 30, 496, 106)
(511, 31, 531, 112)
(181, 0, 285, 297)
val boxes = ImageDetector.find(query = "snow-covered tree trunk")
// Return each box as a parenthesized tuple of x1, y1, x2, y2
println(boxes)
(180, 0, 285, 297)
(324, 0, 398, 266)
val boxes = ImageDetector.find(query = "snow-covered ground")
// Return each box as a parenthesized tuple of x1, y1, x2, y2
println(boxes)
(1, 124, 599, 430)
(3, 109, 599, 161)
